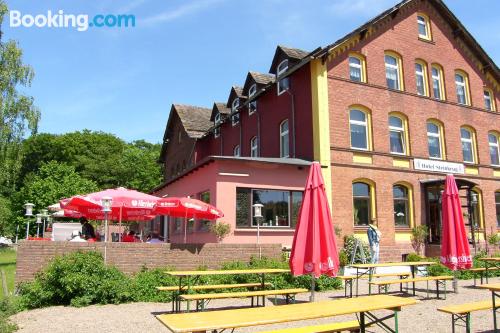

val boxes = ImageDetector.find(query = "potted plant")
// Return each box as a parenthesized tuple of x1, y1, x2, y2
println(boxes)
(209, 221, 231, 243)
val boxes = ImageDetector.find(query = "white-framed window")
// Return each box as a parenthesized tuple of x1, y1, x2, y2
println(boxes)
(455, 72, 468, 105)
(389, 115, 406, 155)
(231, 98, 240, 126)
(460, 127, 475, 163)
(233, 145, 240, 157)
(427, 121, 443, 159)
(415, 62, 427, 96)
(250, 136, 258, 157)
(385, 54, 401, 90)
(431, 65, 444, 100)
(484, 89, 495, 111)
(214, 113, 221, 138)
(280, 119, 289, 158)
(349, 56, 362, 82)
(349, 109, 369, 150)
(248, 84, 257, 115)
(277, 60, 290, 95)
(417, 14, 431, 40)
(489, 132, 500, 166)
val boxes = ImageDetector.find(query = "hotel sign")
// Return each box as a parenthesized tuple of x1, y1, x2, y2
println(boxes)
(413, 159, 465, 174)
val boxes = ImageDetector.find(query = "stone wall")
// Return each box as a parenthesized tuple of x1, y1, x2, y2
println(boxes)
(15, 241, 282, 284)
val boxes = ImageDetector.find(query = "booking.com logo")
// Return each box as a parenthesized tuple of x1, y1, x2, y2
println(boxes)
(9, 10, 135, 32)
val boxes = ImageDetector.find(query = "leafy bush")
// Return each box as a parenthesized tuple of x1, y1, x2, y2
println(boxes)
(130, 267, 178, 303)
(343, 235, 371, 264)
(0, 297, 19, 333)
(405, 253, 423, 262)
(210, 222, 231, 242)
(18, 251, 133, 309)
(410, 225, 428, 255)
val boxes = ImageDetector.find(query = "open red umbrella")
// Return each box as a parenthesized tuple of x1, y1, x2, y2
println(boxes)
(290, 162, 339, 301)
(151, 197, 224, 243)
(441, 174, 472, 272)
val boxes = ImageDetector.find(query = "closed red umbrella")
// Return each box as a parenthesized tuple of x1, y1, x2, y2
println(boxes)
(290, 162, 339, 301)
(151, 197, 224, 243)
(441, 174, 472, 271)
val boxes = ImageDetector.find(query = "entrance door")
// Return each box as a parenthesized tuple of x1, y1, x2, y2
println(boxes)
(425, 186, 442, 244)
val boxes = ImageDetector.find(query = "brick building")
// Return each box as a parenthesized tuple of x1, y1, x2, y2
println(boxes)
(155, 0, 499, 261)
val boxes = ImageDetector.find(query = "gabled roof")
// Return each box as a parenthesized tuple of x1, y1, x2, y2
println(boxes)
(226, 86, 246, 107)
(172, 104, 212, 139)
(269, 45, 310, 74)
(210, 102, 230, 121)
(243, 71, 275, 95)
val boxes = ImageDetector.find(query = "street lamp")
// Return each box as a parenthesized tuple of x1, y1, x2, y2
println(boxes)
(253, 203, 263, 259)
(40, 209, 48, 238)
(101, 197, 112, 263)
(24, 203, 34, 239)
(35, 214, 42, 238)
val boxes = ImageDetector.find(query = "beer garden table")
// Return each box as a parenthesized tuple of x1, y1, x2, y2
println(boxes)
(479, 258, 500, 284)
(478, 282, 500, 332)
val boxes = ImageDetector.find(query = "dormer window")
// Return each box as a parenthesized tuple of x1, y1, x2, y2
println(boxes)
(248, 84, 257, 115)
(231, 98, 240, 126)
(417, 13, 432, 41)
(214, 113, 221, 138)
(277, 59, 290, 95)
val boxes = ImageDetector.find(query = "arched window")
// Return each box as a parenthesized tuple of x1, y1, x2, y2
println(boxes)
(431, 64, 445, 100)
(231, 98, 240, 126)
(280, 120, 289, 158)
(353, 182, 374, 226)
(460, 126, 477, 164)
(427, 120, 445, 159)
(484, 89, 496, 111)
(214, 113, 221, 138)
(250, 136, 258, 157)
(349, 107, 371, 150)
(470, 188, 484, 229)
(385, 51, 404, 91)
(495, 191, 500, 227)
(415, 60, 428, 96)
(389, 114, 409, 155)
(455, 70, 471, 105)
(489, 132, 500, 166)
(393, 184, 411, 227)
(277, 60, 290, 95)
(249, 84, 257, 115)
(233, 145, 240, 157)
(417, 13, 432, 40)
(348, 53, 366, 83)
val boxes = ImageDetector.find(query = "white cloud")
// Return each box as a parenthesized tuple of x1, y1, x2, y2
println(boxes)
(140, 0, 224, 27)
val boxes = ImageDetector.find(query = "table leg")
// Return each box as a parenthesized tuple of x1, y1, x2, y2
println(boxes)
(368, 268, 374, 295)
(493, 291, 498, 332)
(486, 262, 490, 284)
(411, 266, 416, 296)
(360, 312, 366, 333)
(394, 310, 399, 333)
(356, 268, 359, 297)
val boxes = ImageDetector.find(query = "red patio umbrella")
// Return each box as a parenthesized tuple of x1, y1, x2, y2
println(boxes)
(151, 197, 224, 243)
(440, 174, 472, 272)
(290, 162, 340, 301)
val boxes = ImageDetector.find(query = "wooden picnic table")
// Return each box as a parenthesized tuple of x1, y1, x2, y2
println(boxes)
(350, 261, 436, 296)
(165, 268, 290, 312)
(156, 294, 417, 333)
(478, 282, 500, 331)
(479, 258, 500, 284)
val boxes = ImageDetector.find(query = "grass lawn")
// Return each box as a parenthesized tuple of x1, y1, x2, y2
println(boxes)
(0, 248, 16, 298)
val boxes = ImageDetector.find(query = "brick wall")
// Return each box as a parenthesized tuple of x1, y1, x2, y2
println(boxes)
(15, 241, 282, 284)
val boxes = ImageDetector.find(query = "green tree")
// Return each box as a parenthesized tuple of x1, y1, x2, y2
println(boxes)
(0, 1, 40, 196)
(0, 196, 12, 236)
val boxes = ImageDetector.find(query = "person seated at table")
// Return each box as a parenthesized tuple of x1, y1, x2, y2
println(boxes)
(69, 230, 86, 242)
(122, 230, 136, 242)
(80, 217, 96, 240)
(147, 232, 162, 243)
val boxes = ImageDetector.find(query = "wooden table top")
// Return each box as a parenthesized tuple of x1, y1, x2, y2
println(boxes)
(478, 283, 500, 292)
(165, 268, 290, 276)
(350, 261, 436, 268)
(156, 295, 418, 333)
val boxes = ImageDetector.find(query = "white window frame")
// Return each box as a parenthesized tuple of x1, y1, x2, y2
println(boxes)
(233, 145, 240, 157)
(349, 110, 369, 151)
(277, 60, 289, 96)
(455, 73, 467, 105)
(349, 56, 363, 82)
(431, 66, 442, 100)
(385, 54, 400, 90)
(489, 133, 500, 166)
(231, 98, 240, 126)
(460, 128, 475, 164)
(214, 113, 221, 138)
(248, 84, 257, 115)
(250, 136, 258, 157)
(280, 120, 289, 158)
(389, 116, 406, 155)
(427, 122, 442, 160)
(484, 90, 493, 111)
(417, 15, 429, 39)
(415, 62, 426, 96)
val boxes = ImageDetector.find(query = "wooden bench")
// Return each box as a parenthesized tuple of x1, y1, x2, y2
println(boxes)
(438, 300, 492, 333)
(258, 320, 367, 333)
(369, 275, 453, 299)
(179, 288, 308, 312)
(156, 282, 272, 312)
(338, 272, 411, 298)
(465, 267, 500, 286)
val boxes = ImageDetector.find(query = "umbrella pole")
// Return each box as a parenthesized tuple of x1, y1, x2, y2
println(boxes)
(104, 212, 108, 264)
(184, 211, 187, 244)
(310, 275, 316, 302)
(453, 271, 458, 293)
(119, 205, 123, 242)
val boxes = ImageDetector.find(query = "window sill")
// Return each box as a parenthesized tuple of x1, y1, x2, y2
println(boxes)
(418, 37, 434, 44)
(235, 228, 296, 233)
(395, 227, 412, 231)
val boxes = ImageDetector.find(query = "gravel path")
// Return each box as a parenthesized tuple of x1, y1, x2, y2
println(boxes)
(11, 278, 498, 333)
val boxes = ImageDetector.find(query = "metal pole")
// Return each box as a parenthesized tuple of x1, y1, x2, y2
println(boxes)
(25, 221, 30, 239)
(36, 224, 40, 238)
(310, 275, 315, 302)
(257, 217, 261, 259)
(104, 212, 108, 263)
(15, 225, 18, 244)
(42, 219, 46, 239)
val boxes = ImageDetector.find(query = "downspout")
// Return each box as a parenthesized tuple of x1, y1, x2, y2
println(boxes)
(239, 110, 242, 154)
(257, 106, 261, 156)
(285, 89, 296, 158)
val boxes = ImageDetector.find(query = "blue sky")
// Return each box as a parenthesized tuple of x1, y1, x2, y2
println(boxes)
(3, 0, 499, 144)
